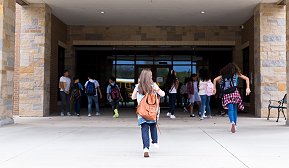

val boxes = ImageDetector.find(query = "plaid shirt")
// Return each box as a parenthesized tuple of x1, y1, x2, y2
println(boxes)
(222, 89, 244, 110)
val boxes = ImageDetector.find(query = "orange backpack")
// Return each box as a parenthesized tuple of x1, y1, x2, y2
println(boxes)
(137, 93, 159, 121)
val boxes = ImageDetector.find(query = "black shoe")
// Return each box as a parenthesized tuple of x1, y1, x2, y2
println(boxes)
(190, 114, 195, 117)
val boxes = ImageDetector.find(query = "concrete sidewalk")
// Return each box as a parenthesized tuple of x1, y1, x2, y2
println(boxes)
(0, 110, 288, 168)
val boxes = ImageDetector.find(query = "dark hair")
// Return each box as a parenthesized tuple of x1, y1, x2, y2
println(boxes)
(165, 70, 177, 88)
(63, 69, 68, 74)
(220, 63, 241, 79)
(73, 77, 79, 81)
(109, 76, 116, 82)
(87, 74, 94, 79)
(199, 69, 211, 81)
(191, 73, 197, 78)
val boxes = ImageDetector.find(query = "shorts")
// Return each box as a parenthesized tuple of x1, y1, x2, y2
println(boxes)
(189, 94, 201, 103)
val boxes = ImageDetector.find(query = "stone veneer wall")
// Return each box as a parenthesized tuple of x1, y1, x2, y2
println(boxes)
(50, 14, 67, 114)
(19, 4, 51, 116)
(0, 0, 15, 126)
(286, 1, 289, 126)
(254, 3, 287, 118)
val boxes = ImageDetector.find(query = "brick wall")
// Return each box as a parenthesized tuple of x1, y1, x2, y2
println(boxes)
(13, 3, 21, 115)
(50, 14, 67, 114)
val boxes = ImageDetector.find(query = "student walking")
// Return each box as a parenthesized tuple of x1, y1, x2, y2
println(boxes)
(187, 74, 201, 117)
(59, 70, 71, 116)
(165, 70, 179, 119)
(85, 75, 103, 117)
(107, 77, 121, 118)
(70, 77, 84, 116)
(213, 63, 251, 133)
(198, 69, 213, 120)
(180, 77, 189, 112)
(132, 69, 165, 157)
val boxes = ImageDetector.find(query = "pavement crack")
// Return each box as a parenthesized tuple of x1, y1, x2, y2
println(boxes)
(199, 127, 250, 168)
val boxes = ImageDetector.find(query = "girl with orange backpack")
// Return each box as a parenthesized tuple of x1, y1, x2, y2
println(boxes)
(132, 69, 165, 158)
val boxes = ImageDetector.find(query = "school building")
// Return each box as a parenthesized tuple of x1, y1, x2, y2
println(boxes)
(0, 0, 288, 126)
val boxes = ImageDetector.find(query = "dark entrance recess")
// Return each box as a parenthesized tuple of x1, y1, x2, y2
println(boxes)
(57, 46, 65, 101)
(75, 45, 233, 111)
(243, 47, 250, 103)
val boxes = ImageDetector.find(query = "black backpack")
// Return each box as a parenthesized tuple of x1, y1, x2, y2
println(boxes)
(71, 83, 81, 99)
(221, 76, 237, 94)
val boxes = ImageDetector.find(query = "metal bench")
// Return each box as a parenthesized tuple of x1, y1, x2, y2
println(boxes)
(267, 94, 287, 122)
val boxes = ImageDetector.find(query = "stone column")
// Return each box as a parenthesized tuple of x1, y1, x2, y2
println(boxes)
(286, 1, 289, 126)
(254, 4, 286, 118)
(0, 0, 15, 126)
(19, 4, 51, 116)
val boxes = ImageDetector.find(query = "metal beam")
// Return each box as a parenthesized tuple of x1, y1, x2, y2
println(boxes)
(16, 0, 29, 6)
(276, 0, 286, 6)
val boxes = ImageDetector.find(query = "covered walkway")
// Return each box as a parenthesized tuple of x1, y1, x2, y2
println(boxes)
(0, 111, 288, 168)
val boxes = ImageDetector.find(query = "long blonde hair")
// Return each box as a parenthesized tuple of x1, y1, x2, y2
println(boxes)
(138, 69, 153, 95)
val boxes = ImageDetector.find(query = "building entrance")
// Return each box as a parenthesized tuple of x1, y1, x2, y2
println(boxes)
(75, 45, 233, 109)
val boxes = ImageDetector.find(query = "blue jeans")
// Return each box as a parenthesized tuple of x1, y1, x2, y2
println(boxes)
(200, 95, 211, 116)
(87, 96, 99, 114)
(141, 123, 158, 149)
(74, 98, 81, 114)
(227, 103, 238, 125)
(169, 93, 177, 115)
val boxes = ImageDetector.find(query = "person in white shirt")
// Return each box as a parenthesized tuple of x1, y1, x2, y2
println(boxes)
(165, 70, 179, 119)
(59, 70, 71, 116)
(198, 69, 212, 120)
(85, 75, 103, 117)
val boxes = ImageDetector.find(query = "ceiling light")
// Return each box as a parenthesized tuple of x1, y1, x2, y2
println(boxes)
(200, 11, 205, 14)
(100, 11, 105, 14)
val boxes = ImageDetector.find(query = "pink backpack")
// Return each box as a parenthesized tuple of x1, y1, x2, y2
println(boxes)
(206, 80, 214, 96)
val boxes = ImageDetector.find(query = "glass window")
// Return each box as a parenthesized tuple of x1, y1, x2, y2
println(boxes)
(116, 55, 134, 65)
(173, 66, 192, 84)
(116, 65, 134, 79)
(155, 55, 172, 65)
(136, 55, 153, 65)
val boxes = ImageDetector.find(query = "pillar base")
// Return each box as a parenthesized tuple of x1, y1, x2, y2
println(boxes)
(0, 117, 14, 126)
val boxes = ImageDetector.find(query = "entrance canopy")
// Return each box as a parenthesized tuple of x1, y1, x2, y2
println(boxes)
(23, 0, 278, 26)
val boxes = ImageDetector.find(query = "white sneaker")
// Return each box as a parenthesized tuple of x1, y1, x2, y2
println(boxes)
(152, 143, 159, 149)
(200, 117, 204, 120)
(166, 112, 171, 117)
(67, 112, 71, 116)
(88, 113, 91, 117)
(170, 115, 176, 119)
(203, 114, 207, 118)
(143, 148, 149, 157)
(96, 112, 101, 116)
(60, 112, 64, 116)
